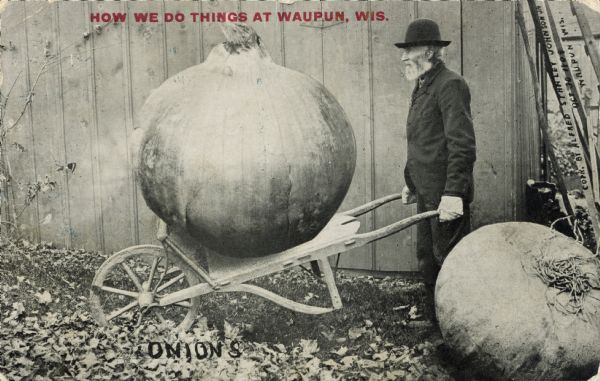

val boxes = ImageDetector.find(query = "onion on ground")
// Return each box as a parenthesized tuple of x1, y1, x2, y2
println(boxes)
(436, 222, 600, 381)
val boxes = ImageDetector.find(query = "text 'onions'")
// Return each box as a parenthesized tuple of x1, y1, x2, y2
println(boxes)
(135, 23, 357, 258)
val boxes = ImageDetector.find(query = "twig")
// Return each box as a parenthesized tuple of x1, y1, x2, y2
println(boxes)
(14, 203, 31, 224)
(0, 220, 19, 230)
(3, 58, 53, 136)
(550, 215, 573, 231)
(0, 71, 23, 127)
(6, 156, 17, 224)
(0, 54, 60, 232)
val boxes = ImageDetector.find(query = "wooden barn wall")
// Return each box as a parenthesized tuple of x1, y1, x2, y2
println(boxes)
(515, 1, 542, 221)
(0, 1, 535, 272)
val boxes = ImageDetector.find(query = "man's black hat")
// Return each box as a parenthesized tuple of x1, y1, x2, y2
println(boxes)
(394, 19, 451, 48)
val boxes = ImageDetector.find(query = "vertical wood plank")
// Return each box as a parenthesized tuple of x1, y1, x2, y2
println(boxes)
(517, 6, 538, 189)
(515, 25, 524, 217)
(24, 2, 69, 247)
(200, 1, 240, 62)
(127, 1, 166, 246)
(90, 1, 133, 254)
(574, 43, 599, 106)
(1, 2, 40, 242)
(84, 2, 106, 253)
(322, 1, 372, 270)
(164, 2, 202, 76)
(515, 17, 541, 220)
(240, 1, 282, 65)
(57, 2, 100, 249)
(0, 3, 18, 233)
(50, 2, 72, 248)
(280, 1, 323, 82)
(371, 1, 417, 272)
(120, 2, 138, 246)
(526, 7, 541, 186)
(463, 1, 515, 227)
(516, 23, 526, 220)
(505, 3, 517, 222)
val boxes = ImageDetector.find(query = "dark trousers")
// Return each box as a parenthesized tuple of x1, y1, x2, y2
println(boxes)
(416, 193, 471, 288)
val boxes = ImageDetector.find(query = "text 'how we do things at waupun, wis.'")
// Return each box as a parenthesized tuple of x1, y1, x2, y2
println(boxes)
(90, 10, 389, 24)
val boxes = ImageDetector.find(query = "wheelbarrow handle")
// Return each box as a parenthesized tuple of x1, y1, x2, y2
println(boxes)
(342, 193, 403, 217)
(348, 210, 439, 247)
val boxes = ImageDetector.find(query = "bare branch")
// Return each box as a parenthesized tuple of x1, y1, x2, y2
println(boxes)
(4, 58, 53, 136)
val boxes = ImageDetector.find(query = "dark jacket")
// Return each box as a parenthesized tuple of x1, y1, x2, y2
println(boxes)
(404, 61, 476, 202)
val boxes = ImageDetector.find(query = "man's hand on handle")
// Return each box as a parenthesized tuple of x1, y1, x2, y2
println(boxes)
(437, 196, 463, 222)
(401, 185, 417, 205)
(402, 185, 464, 222)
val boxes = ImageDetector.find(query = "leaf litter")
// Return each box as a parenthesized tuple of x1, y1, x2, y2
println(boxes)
(0, 238, 456, 380)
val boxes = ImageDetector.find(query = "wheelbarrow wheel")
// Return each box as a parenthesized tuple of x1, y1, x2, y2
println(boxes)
(89, 245, 201, 331)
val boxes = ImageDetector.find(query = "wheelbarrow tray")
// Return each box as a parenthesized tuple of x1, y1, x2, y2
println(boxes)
(158, 194, 438, 314)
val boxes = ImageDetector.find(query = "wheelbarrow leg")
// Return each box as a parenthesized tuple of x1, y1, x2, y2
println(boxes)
(309, 260, 321, 277)
(318, 259, 342, 310)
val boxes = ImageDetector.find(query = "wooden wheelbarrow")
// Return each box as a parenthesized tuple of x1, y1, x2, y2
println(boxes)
(89, 194, 439, 330)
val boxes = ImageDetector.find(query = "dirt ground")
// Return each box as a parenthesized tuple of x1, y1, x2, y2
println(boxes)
(0, 239, 467, 380)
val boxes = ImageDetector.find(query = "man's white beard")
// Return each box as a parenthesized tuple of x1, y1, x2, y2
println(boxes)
(404, 59, 433, 81)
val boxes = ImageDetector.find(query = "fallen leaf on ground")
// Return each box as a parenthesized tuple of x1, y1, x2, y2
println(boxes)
(80, 352, 97, 368)
(408, 305, 421, 320)
(373, 351, 389, 361)
(300, 339, 319, 357)
(305, 357, 321, 375)
(224, 320, 240, 340)
(300, 339, 319, 358)
(348, 327, 364, 340)
(321, 330, 335, 341)
(35, 291, 52, 305)
(274, 344, 286, 353)
(304, 292, 316, 302)
(89, 337, 99, 349)
(105, 350, 117, 361)
(357, 359, 384, 368)
(340, 355, 358, 367)
(144, 359, 160, 371)
(12, 302, 25, 315)
(16, 356, 34, 367)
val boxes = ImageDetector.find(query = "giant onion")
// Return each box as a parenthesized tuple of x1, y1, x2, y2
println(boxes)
(135, 23, 356, 258)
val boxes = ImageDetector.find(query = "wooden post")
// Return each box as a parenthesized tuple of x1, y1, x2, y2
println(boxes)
(515, 1, 575, 218)
(541, 2, 591, 169)
(583, 90, 600, 203)
(546, 3, 600, 204)
(571, 1, 600, 205)
(526, 0, 600, 240)
(571, 2, 600, 95)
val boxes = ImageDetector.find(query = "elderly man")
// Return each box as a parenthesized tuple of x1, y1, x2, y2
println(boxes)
(395, 19, 476, 304)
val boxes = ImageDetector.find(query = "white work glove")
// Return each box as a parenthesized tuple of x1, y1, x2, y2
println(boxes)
(437, 196, 463, 222)
(401, 185, 417, 205)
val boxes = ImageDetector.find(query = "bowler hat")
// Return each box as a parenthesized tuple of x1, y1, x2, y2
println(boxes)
(394, 18, 451, 48)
